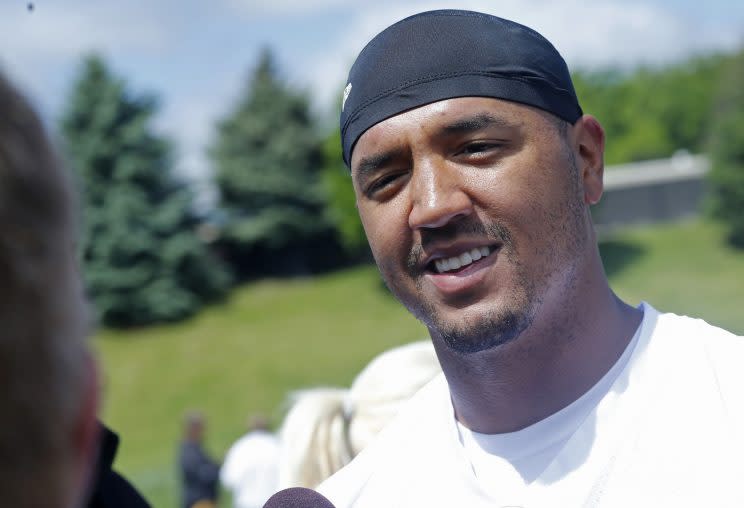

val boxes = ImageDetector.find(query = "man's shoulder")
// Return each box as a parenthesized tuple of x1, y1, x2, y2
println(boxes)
(644, 302, 741, 347)
(645, 303, 744, 407)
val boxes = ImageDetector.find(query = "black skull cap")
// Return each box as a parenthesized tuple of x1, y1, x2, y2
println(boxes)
(340, 9, 583, 166)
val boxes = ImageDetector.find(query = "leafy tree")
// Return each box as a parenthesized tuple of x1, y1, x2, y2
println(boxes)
(210, 48, 339, 277)
(573, 54, 728, 165)
(61, 55, 230, 327)
(707, 49, 744, 247)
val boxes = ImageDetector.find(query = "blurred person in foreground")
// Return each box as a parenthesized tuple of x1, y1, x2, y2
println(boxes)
(277, 340, 440, 489)
(314, 10, 744, 507)
(0, 73, 99, 507)
(220, 414, 280, 508)
(0, 72, 151, 508)
(179, 411, 221, 508)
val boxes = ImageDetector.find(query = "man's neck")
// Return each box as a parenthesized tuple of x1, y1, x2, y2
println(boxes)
(432, 289, 642, 435)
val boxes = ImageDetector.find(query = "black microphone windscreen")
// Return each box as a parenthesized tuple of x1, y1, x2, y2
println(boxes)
(262, 487, 336, 508)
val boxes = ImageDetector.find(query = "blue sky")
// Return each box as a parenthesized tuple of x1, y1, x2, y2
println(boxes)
(1, 0, 742, 187)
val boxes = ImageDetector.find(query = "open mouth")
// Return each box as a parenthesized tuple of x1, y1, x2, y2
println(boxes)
(427, 245, 498, 274)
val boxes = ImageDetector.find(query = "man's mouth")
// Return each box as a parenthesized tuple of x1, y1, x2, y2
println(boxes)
(428, 245, 497, 274)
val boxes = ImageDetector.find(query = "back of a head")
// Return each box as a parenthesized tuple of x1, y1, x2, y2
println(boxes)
(277, 341, 440, 488)
(0, 73, 92, 507)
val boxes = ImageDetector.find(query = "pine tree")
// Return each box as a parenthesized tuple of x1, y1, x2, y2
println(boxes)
(708, 49, 744, 247)
(61, 55, 230, 327)
(210, 48, 338, 277)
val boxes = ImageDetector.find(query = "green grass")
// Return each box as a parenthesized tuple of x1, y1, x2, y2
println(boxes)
(96, 219, 744, 507)
(96, 265, 426, 507)
(600, 220, 744, 334)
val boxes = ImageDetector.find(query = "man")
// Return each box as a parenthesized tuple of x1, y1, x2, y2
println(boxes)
(220, 414, 280, 508)
(179, 411, 221, 508)
(0, 73, 99, 507)
(317, 10, 743, 507)
(0, 72, 151, 508)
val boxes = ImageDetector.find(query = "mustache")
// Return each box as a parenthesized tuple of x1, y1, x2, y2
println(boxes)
(405, 218, 513, 274)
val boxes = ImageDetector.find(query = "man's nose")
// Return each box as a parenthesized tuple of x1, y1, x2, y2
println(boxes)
(408, 158, 473, 230)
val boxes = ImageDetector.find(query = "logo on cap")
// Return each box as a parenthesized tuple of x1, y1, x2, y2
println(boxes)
(342, 83, 352, 112)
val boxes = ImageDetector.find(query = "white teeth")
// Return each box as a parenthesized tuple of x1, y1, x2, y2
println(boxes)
(433, 246, 493, 273)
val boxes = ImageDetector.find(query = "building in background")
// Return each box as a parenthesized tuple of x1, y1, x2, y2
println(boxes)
(593, 151, 710, 230)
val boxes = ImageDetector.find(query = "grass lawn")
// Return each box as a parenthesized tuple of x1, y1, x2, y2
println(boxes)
(96, 265, 426, 507)
(600, 220, 744, 334)
(95, 219, 744, 507)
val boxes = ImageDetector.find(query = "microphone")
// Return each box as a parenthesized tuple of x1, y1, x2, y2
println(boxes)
(262, 487, 337, 508)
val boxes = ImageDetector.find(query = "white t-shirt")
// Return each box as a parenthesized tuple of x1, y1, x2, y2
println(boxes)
(319, 303, 744, 507)
(220, 430, 280, 508)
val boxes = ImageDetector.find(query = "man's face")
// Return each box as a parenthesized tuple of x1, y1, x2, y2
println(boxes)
(351, 97, 591, 354)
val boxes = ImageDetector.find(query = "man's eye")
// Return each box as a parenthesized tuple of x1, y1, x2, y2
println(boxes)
(459, 142, 500, 155)
(366, 172, 404, 196)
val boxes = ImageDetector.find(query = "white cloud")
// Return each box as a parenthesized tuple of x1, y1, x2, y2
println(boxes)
(153, 69, 246, 210)
(0, 1, 173, 115)
(3, 0, 740, 189)
(0, 1, 169, 78)
(224, 0, 351, 16)
(299, 0, 744, 111)
(0, 1, 200, 180)
(0, 3, 167, 58)
(157, 93, 227, 181)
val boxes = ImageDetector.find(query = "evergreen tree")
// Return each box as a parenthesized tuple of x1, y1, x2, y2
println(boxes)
(210, 48, 338, 277)
(708, 49, 744, 247)
(61, 55, 230, 327)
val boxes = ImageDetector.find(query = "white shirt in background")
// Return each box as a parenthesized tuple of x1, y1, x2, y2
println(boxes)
(220, 430, 280, 508)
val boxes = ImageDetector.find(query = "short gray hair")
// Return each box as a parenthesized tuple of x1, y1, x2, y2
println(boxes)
(0, 73, 91, 507)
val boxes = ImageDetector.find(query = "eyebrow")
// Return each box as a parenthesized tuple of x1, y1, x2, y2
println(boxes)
(439, 112, 513, 136)
(353, 113, 513, 179)
(354, 148, 406, 181)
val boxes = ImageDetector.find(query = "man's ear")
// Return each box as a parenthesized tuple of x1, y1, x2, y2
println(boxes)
(572, 115, 605, 205)
(72, 351, 101, 505)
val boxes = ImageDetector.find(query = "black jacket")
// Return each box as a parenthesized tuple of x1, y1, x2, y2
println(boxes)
(87, 425, 151, 508)
(178, 440, 220, 508)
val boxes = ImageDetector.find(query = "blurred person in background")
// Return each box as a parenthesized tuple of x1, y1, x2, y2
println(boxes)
(220, 414, 280, 508)
(0, 72, 99, 507)
(277, 340, 440, 489)
(179, 411, 221, 508)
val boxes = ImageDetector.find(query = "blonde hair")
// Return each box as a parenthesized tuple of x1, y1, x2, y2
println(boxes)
(277, 341, 440, 488)
(0, 73, 91, 507)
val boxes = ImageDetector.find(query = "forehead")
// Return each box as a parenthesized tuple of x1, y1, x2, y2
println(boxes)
(350, 97, 552, 168)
